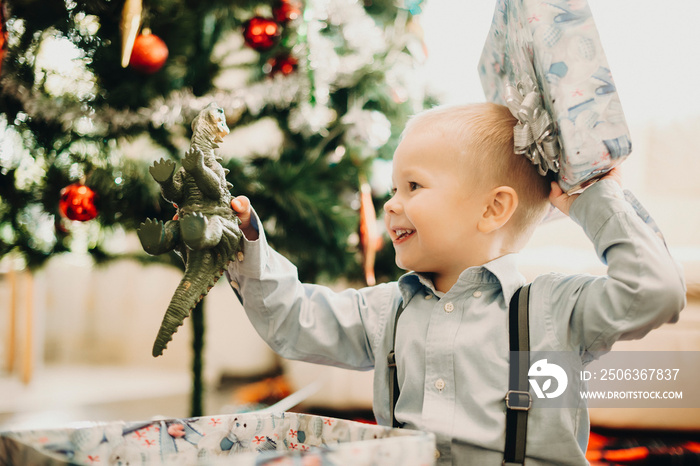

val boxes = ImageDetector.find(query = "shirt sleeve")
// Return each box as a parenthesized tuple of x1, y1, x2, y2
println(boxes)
(226, 209, 395, 370)
(542, 179, 686, 354)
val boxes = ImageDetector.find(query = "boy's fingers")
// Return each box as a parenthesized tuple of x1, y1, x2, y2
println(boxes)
(550, 181, 563, 197)
(602, 167, 623, 186)
(548, 181, 578, 216)
(230, 195, 259, 241)
(231, 196, 251, 214)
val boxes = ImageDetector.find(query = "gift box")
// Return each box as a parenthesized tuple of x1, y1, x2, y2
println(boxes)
(479, 0, 631, 192)
(0, 412, 436, 465)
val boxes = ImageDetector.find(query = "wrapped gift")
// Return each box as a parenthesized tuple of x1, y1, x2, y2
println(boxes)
(479, 0, 631, 192)
(0, 412, 436, 465)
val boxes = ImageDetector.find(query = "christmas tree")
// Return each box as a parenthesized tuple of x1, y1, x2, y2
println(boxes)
(0, 0, 430, 281)
(0, 0, 430, 414)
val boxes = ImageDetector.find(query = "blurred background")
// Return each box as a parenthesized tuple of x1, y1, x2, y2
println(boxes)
(1, 0, 699, 451)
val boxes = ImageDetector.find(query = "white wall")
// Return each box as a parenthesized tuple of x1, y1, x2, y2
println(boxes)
(420, 0, 700, 127)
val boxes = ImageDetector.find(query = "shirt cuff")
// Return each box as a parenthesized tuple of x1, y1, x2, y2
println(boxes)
(229, 208, 267, 279)
(568, 179, 636, 241)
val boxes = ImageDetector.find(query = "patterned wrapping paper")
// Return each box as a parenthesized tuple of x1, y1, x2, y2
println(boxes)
(0, 412, 436, 465)
(479, 0, 632, 192)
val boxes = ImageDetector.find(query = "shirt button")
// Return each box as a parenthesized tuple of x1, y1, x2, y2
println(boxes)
(435, 378, 445, 391)
(237, 251, 245, 261)
(424, 293, 433, 300)
(434, 449, 441, 459)
(473, 290, 482, 298)
(444, 302, 454, 313)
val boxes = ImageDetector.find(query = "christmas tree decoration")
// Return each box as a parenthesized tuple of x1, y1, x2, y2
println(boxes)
(120, 0, 143, 68)
(242, 16, 281, 52)
(58, 183, 98, 222)
(343, 108, 392, 159)
(0, 1, 7, 76)
(129, 29, 169, 74)
(273, 0, 304, 24)
(266, 54, 298, 76)
(358, 179, 382, 287)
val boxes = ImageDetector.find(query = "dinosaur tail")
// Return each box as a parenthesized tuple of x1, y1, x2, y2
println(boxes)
(152, 250, 227, 357)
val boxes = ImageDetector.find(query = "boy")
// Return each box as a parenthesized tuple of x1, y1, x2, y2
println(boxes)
(226, 103, 685, 464)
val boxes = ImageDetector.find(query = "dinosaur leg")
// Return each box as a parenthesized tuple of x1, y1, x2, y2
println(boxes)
(138, 219, 180, 255)
(181, 213, 223, 250)
(220, 219, 244, 254)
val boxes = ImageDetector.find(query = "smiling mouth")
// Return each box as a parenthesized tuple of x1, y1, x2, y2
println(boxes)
(393, 229, 415, 243)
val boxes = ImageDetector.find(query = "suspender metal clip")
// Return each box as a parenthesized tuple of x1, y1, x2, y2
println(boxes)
(505, 389, 532, 411)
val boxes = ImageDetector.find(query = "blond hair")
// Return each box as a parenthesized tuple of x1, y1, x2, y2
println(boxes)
(403, 102, 551, 240)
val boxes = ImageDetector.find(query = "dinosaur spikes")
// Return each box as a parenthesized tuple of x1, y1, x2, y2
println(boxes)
(151, 252, 231, 357)
(223, 168, 230, 175)
(226, 182, 234, 190)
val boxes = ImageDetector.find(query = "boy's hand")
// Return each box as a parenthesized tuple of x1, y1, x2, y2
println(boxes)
(231, 196, 259, 240)
(549, 168, 623, 217)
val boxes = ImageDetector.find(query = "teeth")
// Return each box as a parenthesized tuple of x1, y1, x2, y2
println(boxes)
(395, 229, 414, 238)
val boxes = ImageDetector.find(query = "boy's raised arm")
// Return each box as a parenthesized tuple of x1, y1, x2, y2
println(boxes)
(544, 173, 686, 353)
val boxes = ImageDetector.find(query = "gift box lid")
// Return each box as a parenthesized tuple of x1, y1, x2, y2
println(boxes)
(479, 0, 632, 192)
(0, 411, 436, 465)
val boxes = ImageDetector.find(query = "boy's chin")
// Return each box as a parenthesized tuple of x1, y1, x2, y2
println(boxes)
(394, 258, 410, 272)
(395, 258, 426, 274)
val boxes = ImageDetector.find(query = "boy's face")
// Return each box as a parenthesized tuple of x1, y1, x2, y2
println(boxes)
(384, 127, 491, 289)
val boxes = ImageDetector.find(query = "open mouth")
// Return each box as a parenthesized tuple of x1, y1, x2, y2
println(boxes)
(393, 229, 415, 242)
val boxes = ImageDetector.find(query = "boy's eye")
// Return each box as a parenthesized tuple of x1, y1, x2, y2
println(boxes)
(408, 181, 421, 191)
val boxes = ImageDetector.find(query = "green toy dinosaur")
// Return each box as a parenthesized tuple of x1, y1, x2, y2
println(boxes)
(138, 103, 243, 357)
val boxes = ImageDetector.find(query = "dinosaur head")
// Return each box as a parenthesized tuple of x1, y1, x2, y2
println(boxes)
(191, 103, 230, 148)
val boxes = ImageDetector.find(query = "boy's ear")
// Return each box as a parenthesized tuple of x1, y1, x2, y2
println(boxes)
(477, 186, 518, 234)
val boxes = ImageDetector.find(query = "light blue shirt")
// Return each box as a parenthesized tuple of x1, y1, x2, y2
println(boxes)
(226, 180, 686, 465)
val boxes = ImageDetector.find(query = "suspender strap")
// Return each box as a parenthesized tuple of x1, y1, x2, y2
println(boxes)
(387, 301, 406, 428)
(503, 284, 532, 466)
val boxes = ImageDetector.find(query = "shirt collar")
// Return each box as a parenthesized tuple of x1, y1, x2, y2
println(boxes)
(397, 253, 526, 305)
(481, 253, 527, 305)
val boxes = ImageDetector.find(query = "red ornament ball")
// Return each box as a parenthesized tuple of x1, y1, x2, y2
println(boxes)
(243, 17, 281, 51)
(129, 31, 169, 74)
(273, 0, 303, 23)
(266, 55, 298, 76)
(59, 183, 98, 222)
(0, 1, 7, 75)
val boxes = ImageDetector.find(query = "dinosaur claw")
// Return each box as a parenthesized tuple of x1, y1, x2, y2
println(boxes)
(138, 218, 166, 254)
(181, 213, 209, 248)
(182, 147, 204, 173)
(150, 158, 176, 183)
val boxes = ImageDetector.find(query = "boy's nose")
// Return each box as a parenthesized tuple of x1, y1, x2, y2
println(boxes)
(384, 196, 401, 215)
